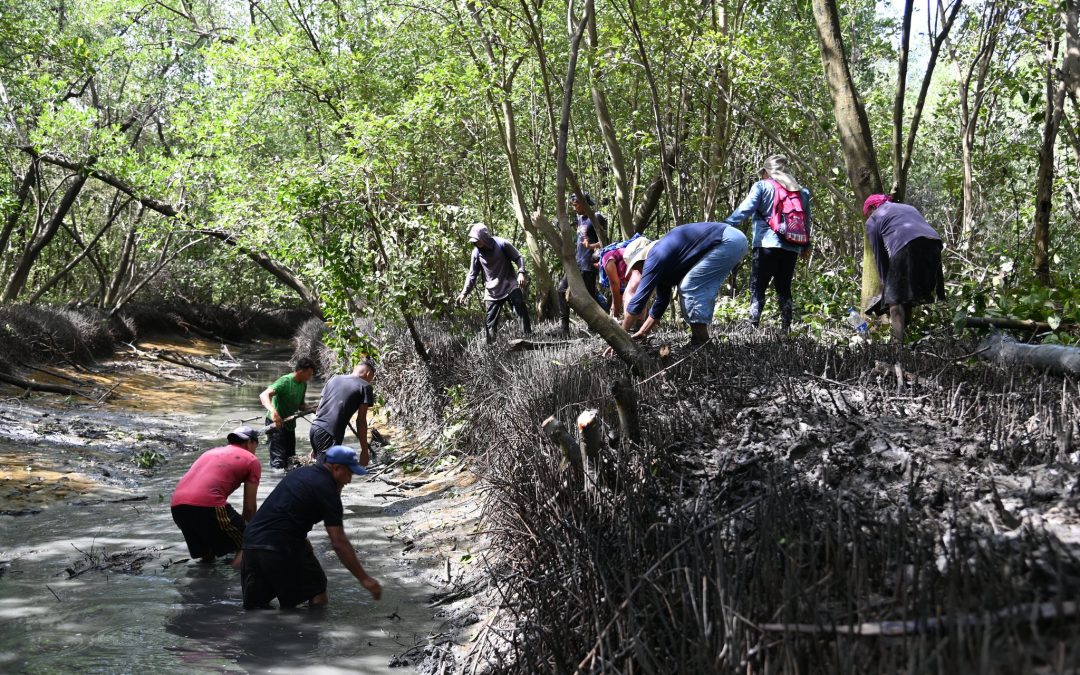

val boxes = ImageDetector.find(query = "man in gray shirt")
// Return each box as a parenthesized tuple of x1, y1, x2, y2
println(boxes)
(308, 361, 376, 465)
(456, 223, 531, 343)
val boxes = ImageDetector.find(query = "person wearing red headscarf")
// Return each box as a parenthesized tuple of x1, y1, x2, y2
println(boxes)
(863, 195, 945, 343)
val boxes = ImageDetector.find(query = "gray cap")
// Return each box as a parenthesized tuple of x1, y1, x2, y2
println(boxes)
(227, 425, 260, 444)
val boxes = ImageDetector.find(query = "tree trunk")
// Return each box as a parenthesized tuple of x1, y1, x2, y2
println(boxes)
(704, 21, 734, 223)
(104, 216, 139, 308)
(498, 95, 558, 319)
(1066, 0, 1079, 101)
(3, 166, 91, 302)
(466, 1, 558, 321)
(22, 150, 181, 217)
(0, 161, 37, 266)
(632, 172, 665, 234)
(811, 0, 885, 310)
(1034, 39, 1066, 286)
(952, 0, 1005, 248)
(26, 199, 124, 305)
(626, 0, 682, 228)
(891, 0, 914, 199)
(109, 235, 209, 315)
(586, 11, 633, 239)
(892, 0, 962, 203)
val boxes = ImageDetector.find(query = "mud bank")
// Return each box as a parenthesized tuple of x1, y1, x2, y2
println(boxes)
(361, 319, 1080, 673)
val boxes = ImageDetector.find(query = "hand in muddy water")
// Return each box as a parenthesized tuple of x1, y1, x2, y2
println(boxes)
(362, 575, 382, 600)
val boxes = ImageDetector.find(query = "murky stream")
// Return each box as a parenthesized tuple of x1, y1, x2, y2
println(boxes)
(0, 344, 439, 673)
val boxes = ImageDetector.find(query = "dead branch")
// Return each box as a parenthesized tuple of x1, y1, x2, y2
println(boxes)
(0, 371, 98, 400)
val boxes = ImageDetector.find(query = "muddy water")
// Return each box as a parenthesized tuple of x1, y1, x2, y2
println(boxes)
(0, 344, 438, 673)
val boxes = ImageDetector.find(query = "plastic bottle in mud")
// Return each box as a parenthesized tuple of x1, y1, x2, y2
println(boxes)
(846, 308, 869, 334)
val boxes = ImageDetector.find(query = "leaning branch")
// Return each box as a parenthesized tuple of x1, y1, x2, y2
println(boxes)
(20, 148, 183, 218)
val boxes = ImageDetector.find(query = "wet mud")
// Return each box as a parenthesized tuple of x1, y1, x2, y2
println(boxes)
(0, 340, 456, 673)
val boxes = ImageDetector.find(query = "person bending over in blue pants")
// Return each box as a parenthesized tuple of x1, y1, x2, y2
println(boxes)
(621, 222, 748, 346)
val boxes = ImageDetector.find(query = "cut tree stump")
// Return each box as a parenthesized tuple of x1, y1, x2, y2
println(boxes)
(543, 416, 582, 477)
(610, 379, 640, 443)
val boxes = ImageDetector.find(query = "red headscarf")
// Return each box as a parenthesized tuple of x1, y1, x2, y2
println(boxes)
(863, 194, 893, 217)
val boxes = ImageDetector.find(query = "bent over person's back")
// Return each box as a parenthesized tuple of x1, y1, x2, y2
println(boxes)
(171, 426, 261, 566)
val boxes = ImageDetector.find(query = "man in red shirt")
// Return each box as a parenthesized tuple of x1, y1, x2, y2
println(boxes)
(171, 426, 262, 567)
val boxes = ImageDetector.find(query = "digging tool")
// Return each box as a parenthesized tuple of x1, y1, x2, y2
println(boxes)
(259, 409, 314, 435)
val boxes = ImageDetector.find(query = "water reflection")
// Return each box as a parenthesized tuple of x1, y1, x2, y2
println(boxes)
(165, 564, 323, 670)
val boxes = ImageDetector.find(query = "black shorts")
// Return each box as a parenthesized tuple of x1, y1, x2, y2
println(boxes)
(171, 504, 245, 559)
(241, 547, 327, 609)
(308, 425, 337, 458)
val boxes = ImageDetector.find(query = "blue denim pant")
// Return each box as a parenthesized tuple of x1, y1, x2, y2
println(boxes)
(678, 227, 748, 324)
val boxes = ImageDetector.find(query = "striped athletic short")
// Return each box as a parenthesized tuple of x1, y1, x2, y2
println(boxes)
(171, 504, 246, 560)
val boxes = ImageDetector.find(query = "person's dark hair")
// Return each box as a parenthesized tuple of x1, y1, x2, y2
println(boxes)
(360, 358, 377, 375)
(294, 357, 317, 371)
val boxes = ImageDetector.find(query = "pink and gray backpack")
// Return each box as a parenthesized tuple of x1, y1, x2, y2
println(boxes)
(766, 179, 809, 246)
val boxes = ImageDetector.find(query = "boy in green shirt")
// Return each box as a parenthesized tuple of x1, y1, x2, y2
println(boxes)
(259, 357, 316, 472)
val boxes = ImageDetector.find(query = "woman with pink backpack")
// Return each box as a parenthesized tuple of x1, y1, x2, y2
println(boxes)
(721, 154, 811, 332)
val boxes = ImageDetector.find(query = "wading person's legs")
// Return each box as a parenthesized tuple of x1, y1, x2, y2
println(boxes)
(889, 303, 911, 343)
(265, 425, 296, 470)
(308, 425, 336, 462)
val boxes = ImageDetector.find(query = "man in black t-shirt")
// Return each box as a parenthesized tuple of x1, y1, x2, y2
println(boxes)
(308, 361, 376, 464)
(241, 445, 381, 609)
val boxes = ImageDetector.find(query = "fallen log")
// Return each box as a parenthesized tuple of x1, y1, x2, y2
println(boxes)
(964, 316, 1075, 333)
(20, 363, 84, 385)
(124, 343, 243, 383)
(155, 352, 243, 383)
(0, 371, 98, 400)
(508, 338, 583, 351)
(979, 333, 1080, 377)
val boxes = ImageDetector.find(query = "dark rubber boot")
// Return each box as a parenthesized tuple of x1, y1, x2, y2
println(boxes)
(780, 299, 793, 334)
(689, 323, 710, 346)
(748, 301, 762, 328)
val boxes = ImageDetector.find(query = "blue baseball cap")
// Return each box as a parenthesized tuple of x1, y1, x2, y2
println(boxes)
(324, 445, 367, 475)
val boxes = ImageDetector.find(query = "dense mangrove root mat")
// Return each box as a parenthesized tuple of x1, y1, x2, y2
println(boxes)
(370, 321, 1080, 673)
